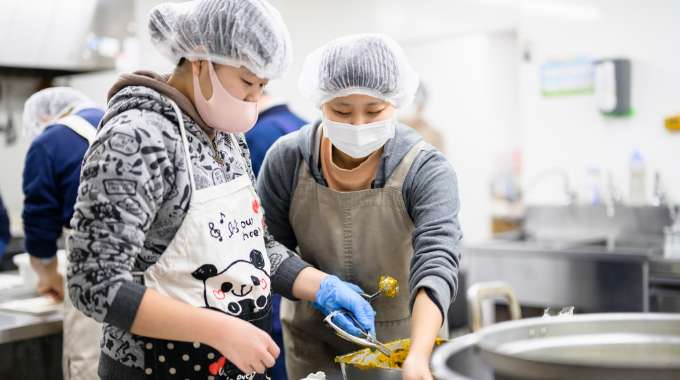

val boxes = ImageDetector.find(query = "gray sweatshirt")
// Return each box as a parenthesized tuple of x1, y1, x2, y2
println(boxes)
(257, 121, 462, 319)
(66, 71, 309, 378)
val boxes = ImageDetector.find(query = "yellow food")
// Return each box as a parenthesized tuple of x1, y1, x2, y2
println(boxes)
(378, 276, 399, 298)
(335, 338, 445, 370)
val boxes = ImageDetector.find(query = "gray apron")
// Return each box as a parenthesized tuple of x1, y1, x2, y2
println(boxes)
(59, 115, 102, 380)
(282, 139, 446, 379)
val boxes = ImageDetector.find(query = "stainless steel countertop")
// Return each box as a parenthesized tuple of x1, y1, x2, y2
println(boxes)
(0, 276, 63, 345)
(465, 240, 664, 262)
(466, 240, 680, 277)
(0, 309, 63, 344)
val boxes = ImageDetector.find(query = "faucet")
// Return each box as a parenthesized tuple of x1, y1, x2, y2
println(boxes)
(604, 172, 622, 218)
(523, 168, 578, 206)
(653, 172, 667, 207)
(653, 172, 678, 225)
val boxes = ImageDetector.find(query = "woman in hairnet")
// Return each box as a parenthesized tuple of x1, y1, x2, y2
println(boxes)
(257, 34, 462, 380)
(22, 87, 104, 380)
(67, 1, 374, 379)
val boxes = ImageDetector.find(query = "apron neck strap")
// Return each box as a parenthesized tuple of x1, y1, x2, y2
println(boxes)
(167, 98, 198, 193)
(56, 115, 97, 145)
(226, 133, 250, 176)
(385, 140, 429, 189)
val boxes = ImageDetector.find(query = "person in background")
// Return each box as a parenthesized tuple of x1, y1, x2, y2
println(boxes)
(67, 1, 374, 379)
(245, 91, 306, 177)
(258, 34, 461, 380)
(21, 87, 104, 380)
(399, 83, 446, 154)
(246, 92, 305, 380)
(0, 192, 10, 260)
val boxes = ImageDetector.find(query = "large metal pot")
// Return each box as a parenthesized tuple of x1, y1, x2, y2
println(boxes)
(433, 313, 680, 380)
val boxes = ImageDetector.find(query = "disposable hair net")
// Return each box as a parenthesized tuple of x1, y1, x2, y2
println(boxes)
(148, 0, 292, 79)
(298, 34, 419, 108)
(22, 87, 93, 139)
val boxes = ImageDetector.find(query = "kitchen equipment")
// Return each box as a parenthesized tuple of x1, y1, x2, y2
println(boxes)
(324, 310, 393, 357)
(361, 275, 399, 302)
(434, 280, 680, 379)
(433, 313, 680, 380)
(338, 338, 446, 380)
(467, 281, 521, 332)
(324, 275, 401, 356)
(335, 281, 519, 380)
(664, 225, 680, 258)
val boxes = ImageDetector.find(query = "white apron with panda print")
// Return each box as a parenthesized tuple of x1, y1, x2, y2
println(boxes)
(140, 99, 272, 380)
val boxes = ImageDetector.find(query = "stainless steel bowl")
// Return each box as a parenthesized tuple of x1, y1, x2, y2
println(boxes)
(338, 338, 449, 380)
(339, 362, 403, 380)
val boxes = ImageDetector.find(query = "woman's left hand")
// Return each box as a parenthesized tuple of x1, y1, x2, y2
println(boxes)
(401, 351, 433, 380)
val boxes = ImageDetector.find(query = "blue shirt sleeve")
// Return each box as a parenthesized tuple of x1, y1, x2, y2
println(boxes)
(0, 193, 10, 258)
(22, 141, 62, 259)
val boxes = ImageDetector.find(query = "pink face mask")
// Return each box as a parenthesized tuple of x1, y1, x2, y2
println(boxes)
(192, 62, 258, 133)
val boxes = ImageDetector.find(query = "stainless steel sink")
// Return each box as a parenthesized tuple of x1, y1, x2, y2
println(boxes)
(464, 205, 672, 313)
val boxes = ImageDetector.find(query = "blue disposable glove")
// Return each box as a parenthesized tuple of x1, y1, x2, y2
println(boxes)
(314, 275, 376, 337)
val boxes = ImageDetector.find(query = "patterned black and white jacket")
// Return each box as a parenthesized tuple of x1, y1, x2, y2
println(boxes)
(67, 72, 309, 378)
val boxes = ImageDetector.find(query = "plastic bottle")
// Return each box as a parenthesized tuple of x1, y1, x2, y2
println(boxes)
(628, 150, 647, 205)
(585, 166, 603, 205)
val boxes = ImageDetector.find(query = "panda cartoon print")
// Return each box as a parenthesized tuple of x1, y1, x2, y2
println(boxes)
(192, 249, 272, 321)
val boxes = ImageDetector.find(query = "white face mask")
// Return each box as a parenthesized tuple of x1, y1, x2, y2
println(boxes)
(322, 117, 396, 159)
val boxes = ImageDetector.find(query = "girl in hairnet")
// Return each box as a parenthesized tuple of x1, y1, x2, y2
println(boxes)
(67, 1, 375, 379)
(257, 34, 462, 380)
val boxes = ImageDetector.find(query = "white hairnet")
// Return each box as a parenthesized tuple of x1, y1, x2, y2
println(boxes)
(299, 34, 419, 108)
(22, 87, 93, 139)
(148, 0, 292, 79)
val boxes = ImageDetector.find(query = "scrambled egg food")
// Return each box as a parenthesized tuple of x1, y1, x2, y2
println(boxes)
(335, 338, 445, 370)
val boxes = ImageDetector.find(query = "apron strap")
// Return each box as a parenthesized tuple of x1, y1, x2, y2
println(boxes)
(385, 140, 429, 189)
(56, 115, 97, 145)
(226, 133, 250, 176)
(167, 98, 198, 193)
(297, 156, 315, 184)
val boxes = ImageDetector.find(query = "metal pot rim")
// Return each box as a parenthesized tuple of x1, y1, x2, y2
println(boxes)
(478, 313, 680, 373)
(431, 313, 680, 379)
(477, 313, 680, 339)
(431, 333, 480, 380)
